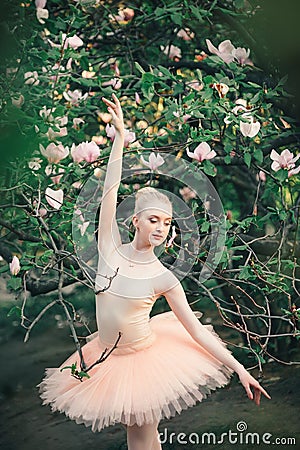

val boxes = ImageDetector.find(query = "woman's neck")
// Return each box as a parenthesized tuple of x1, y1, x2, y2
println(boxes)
(130, 238, 154, 255)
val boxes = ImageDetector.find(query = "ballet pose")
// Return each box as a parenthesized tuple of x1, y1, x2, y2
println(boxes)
(39, 94, 271, 450)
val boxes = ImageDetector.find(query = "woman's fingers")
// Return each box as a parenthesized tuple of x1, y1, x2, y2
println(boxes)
(245, 384, 253, 400)
(102, 97, 116, 108)
(102, 94, 121, 110)
(257, 384, 271, 400)
(254, 387, 261, 406)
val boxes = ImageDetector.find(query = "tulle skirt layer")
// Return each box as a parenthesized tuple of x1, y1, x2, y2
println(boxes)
(38, 311, 234, 432)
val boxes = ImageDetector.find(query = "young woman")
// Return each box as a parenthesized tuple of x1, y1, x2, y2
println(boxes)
(39, 94, 271, 450)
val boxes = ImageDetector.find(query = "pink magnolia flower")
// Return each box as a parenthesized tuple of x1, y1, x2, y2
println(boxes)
(232, 47, 251, 65)
(38, 208, 47, 218)
(63, 89, 88, 106)
(35, 0, 48, 24)
(12, 94, 25, 108)
(188, 80, 204, 91)
(92, 135, 106, 146)
(35, 0, 46, 7)
(212, 82, 229, 98)
(140, 152, 165, 170)
(161, 45, 182, 60)
(98, 112, 112, 123)
(135, 92, 141, 105)
(45, 187, 64, 210)
(226, 210, 233, 220)
(232, 98, 248, 115)
(179, 186, 197, 202)
(270, 149, 300, 177)
(46, 166, 65, 184)
(40, 143, 69, 164)
(93, 168, 102, 178)
(165, 225, 177, 248)
(39, 106, 54, 121)
(46, 126, 68, 141)
(122, 7, 135, 20)
(186, 142, 216, 162)
(71, 141, 100, 163)
(206, 39, 235, 63)
(28, 157, 43, 171)
(72, 118, 85, 129)
(36, 7, 49, 24)
(110, 7, 135, 23)
(224, 99, 251, 125)
(102, 78, 122, 90)
(177, 28, 194, 41)
(62, 34, 84, 50)
(288, 166, 300, 177)
(24, 71, 39, 85)
(257, 170, 267, 182)
(9, 255, 21, 276)
(105, 124, 136, 147)
(111, 61, 120, 77)
(78, 221, 90, 236)
(240, 116, 261, 138)
(74, 208, 90, 235)
(82, 70, 96, 79)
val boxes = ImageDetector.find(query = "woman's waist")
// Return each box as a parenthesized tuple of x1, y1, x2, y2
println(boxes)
(98, 328, 156, 355)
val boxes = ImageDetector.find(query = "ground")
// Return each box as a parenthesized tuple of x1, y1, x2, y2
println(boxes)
(0, 316, 299, 450)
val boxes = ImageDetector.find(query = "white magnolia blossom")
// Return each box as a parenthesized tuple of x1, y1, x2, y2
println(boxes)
(45, 187, 64, 210)
(9, 255, 21, 276)
(63, 89, 88, 105)
(24, 71, 39, 85)
(240, 116, 261, 138)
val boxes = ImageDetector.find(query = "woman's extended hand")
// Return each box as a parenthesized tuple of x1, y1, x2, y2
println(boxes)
(237, 367, 271, 406)
(102, 93, 124, 134)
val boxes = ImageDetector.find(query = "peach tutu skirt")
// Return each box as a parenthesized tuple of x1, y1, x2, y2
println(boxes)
(38, 311, 234, 432)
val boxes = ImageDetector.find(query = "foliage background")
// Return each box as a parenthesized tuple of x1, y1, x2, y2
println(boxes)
(1, 0, 300, 371)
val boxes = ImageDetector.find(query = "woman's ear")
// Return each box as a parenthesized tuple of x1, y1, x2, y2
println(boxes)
(132, 214, 138, 228)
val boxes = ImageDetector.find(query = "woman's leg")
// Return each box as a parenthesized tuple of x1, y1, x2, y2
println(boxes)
(151, 428, 162, 450)
(127, 420, 162, 450)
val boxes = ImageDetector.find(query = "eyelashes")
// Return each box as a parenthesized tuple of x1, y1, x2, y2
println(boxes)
(149, 219, 171, 226)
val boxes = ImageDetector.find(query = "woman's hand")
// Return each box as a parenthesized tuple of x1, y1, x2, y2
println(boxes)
(102, 93, 124, 134)
(237, 367, 271, 406)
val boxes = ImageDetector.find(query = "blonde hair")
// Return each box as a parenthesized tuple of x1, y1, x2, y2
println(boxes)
(134, 187, 172, 215)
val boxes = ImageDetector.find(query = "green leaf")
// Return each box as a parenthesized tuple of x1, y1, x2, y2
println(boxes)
(7, 277, 22, 291)
(141, 72, 156, 101)
(238, 266, 255, 280)
(244, 152, 251, 168)
(253, 148, 263, 163)
(189, 5, 204, 21)
(200, 221, 210, 232)
(247, 81, 262, 89)
(224, 155, 232, 165)
(274, 169, 288, 183)
(135, 61, 145, 74)
(171, 13, 182, 26)
(202, 159, 216, 177)
(156, 65, 173, 79)
(78, 371, 90, 379)
(7, 306, 22, 318)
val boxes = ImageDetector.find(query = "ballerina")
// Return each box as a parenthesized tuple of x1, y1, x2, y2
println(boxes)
(39, 93, 271, 450)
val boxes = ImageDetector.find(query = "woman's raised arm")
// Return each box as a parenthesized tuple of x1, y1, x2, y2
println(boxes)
(98, 94, 124, 256)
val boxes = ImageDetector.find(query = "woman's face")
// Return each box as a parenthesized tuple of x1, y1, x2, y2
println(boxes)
(133, 205, 172, 246)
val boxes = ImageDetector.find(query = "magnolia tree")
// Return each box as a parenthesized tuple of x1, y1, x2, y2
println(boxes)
(1, 0, 300, 371)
